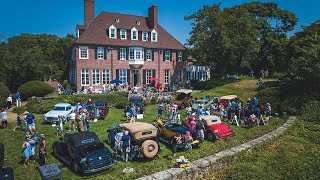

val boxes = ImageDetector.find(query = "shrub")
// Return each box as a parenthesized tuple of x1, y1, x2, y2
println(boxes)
(26, 91, 128, 114)
(18, 81, 54, 100)
(301, 101, 320, 122)
(0, 82, 11, 108)
(191, 79, 237, 90)
(257, 87, 281, 114)
(12, 106, 27, 114)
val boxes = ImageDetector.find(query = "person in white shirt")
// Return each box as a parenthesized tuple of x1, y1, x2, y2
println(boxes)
(69, 110, 76, 131)
(7, 95, 12, 109)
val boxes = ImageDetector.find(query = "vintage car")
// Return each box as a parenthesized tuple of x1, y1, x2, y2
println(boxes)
(52, 131, 114, 173)
(0, 143, 14, 180)
(173, 89, 192, 110)
(88, 101, 109, 120)
(184, 115, 234, 141)
(191, 99, 210, 112)
(107, 122, 159, 159)
(154, 119, 200, 149)
(219, 95, 238, 106)
(43, 103, 73, 124)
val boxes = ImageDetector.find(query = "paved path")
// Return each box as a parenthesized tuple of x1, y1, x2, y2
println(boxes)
(137, 116, 295, 180)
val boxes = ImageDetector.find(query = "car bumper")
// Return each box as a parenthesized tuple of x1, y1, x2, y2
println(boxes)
(43, 118, 59, 123)
(83, 163, 115, 173)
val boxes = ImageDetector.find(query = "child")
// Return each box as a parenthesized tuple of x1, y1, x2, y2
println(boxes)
(57, 115, 63, 136)
(13, 114, 22, 131)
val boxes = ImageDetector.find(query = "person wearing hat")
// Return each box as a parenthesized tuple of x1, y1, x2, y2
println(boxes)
(158, 104, 164, 118)
(38, 134, 46, 166)
(22, 136, 32, 167)
(265, 103, 272, 124)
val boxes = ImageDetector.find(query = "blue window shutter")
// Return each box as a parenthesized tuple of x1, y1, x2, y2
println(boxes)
(95, 47, 98, 59)
(152, 70, 156, 78)
(152, 50, 154, 61)
(103, 47, 106, 60)
(127, 69, 130, 84)
(144, 50, 147, 61)
(118, 48, 121, 60)
(116, 69, 119, 80)
(163, 50, 165, 61)
(143, 70, 146, 84)
(126, 49, 129, 60)
(170, 51, 172, 61)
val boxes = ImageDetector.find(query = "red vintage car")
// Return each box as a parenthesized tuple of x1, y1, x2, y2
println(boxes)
(183, 115, 234, 141)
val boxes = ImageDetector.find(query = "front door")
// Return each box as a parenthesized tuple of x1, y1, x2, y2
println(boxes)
(133, 69, 140, 86)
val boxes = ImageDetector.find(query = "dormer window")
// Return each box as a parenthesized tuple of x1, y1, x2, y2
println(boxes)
(115, 18, 119, 23)
(151, 29, 157, 42)
(142, 32, 148, 41)
(120, 29, 127, 39)
(136, 21, 140, 25)
(131, 27, 138, 40)
(109, 25, 117, 39)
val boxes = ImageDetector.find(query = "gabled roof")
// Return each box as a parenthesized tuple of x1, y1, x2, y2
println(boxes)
(73, 12, 185, 50)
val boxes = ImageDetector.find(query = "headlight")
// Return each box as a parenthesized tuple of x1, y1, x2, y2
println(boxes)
(214, 130, 219, 133)
(80, 158, 87, 163)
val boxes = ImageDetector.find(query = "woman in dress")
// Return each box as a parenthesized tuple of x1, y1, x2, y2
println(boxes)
(22, 136, 31, 167)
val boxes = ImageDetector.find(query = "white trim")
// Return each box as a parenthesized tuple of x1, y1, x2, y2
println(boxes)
(151, 29, 157, 42)
(131, 27, 138, 40)
(165, 50, 170, 61)
(146, 50, 152, 61)
(120, 48, 126, 60)
(129, 47, 144, 61)
(164, 69, 170, 84)
(97, 47, 105, 59)
(81, 69, 90, 86)
(92, 69, 100, 85)
(177, 51, 182, 62)
(79, 46, 89, 59)
(120, 29, 127, 39)
(109, 25, 117, 39)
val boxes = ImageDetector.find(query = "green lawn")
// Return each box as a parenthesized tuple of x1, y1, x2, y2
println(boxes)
(213, 118, 320, 179)
(0, 79, 287, 179)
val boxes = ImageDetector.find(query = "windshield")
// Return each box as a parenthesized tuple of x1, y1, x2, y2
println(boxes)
(53, 106, 66, 111)
(130, 99, 142, 105)
(83, 142, 105, 153)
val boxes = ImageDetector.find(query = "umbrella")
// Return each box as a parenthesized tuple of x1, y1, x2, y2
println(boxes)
(111, 79, 123, 84)
(148, 77, 159, 81)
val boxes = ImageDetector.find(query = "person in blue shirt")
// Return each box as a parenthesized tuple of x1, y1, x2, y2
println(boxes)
(121, 131, 131, 162)
(158, 104, 164, 118)
(82, 103, 87, 110)
(29, 129, 38, 160)
(65, 89, 71, 95)
(130, 105, 136, 123)
(197, 106, 203, 117)
(15, 92, 21, 107)
(231, 100, 237, 112)
(213, 97, 219, 104)
(26, 111, 35, 132)
(253, 97, 259, 107)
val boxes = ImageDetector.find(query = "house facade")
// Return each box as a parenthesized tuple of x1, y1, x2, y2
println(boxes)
(70, 0, 186, 90)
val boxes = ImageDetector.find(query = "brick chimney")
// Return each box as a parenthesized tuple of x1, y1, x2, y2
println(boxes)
(148, 5, 158, 29)
(84, 0, 95, 25)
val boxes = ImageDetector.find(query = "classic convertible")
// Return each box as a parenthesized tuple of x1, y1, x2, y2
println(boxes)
(43, 103, 74, 124)
(154, 119, 200, 149)
(184, 115, 234, 141)
(52, 131, 114, 173)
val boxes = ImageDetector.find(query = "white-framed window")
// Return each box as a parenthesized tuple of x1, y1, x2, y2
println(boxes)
(151, 29, 157, 42)
(146, 50, 152, 61)
(120, 48, 126, 60)
(97, 47, 104, 59)
(178, 69, 183, 83)
(177, 51, 182, 62)
(102, 69, 110, 84)
(129, 47, 144, 60)
(165, 51, 170, 61)
(142, 32, 148, 41)
(109, 25, 117, 39)
(146, 70, 152, 84)
(164, 70, 170, 84)
(131, 27, 138, 40)
(81, 69, 90, 85)
(92, 69, 100, 85)
(119, 69, 127, 83)
(79, 46, 89, 59)
(120, 29, 127, 39)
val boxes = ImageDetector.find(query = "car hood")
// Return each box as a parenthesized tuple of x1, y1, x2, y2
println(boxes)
(86, 148, 112, 160)
(45, 110, 69, 118)
(207, 123, 231, 133)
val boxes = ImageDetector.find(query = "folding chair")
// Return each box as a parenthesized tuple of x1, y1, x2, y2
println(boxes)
(230, 114, 240, 126)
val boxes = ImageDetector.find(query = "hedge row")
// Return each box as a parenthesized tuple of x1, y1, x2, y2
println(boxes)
(26, 91, 128, 114)
(18, 81, 54, 100)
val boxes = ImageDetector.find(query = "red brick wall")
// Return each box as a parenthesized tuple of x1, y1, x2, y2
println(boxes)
(73, 46, 186, 90)
(44, 78, 58, 91)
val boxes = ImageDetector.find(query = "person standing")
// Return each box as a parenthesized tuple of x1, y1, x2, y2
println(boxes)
(171, 134, 182, 157)
(22, 136, 31, 167)
(158, 104, 164, 118)
(121, 131, 131, 162)
(249, 70, 254, 79)
(29, 129, 38, 161)
(265, 103, 272, 124)
(130, 104, 136, 123)
(15, 92, 21, 107)
(77, 115, 84, 132)
(69, 110, 76, 131)
(85, 111, 91, 131)
(197, 105, 203, 117)
(57, 115, 63, 136)
(26, 111, 35, 131)
(0, 109, 8, 129)
(38, 134, 46, 166)
(6, 95, 12, 109)
(13, 113, 22, 131)
(253, 97, 259, 108)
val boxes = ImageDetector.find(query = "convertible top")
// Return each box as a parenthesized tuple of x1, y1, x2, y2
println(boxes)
(201, 115, 222, 125)
(121, 122, 157, 133)
(220, 95, 237, 100)
(66, 131, 101, 147)
(176, 89, 192, 94)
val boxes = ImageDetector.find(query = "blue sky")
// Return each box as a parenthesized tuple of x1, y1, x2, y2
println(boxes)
(0, 0, 319, 44)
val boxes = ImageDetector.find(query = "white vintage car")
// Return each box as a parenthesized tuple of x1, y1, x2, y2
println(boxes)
(43, 103, 73, 124)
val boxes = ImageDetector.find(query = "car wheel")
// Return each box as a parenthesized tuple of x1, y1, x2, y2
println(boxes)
(207, 131, 215, 141)
(2, 166, 14, 180)
(141, 140, 158, 158)
(71, 160, 81, 173)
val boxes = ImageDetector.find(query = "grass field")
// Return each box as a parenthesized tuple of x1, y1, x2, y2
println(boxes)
(0, 79, 287, 179)
(213, 118, 320, 179)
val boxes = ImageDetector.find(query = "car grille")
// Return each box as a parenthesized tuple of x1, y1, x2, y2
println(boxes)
(89, 156, 113, 169)
(47, 117, 58, 122)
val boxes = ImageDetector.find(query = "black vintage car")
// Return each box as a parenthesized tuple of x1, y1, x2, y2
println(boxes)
(127, 95, 144, 114)
(0, 143, 14, 180)
(88, 101, 109, 120)
(52, 131, 114, 173)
